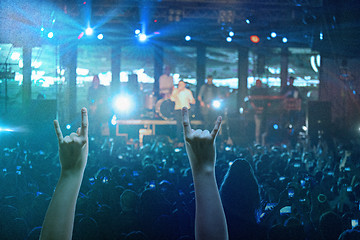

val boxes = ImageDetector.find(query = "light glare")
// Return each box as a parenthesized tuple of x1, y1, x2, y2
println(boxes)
(85, 27, 93, 36)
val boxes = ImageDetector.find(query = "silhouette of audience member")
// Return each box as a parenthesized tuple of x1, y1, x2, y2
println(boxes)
(220, 159, 265, 240)
(338, 229, 360, 240)
(319, 211, 343, 240)
(182, 107, 228, 240)
(40, 108, 89, 240)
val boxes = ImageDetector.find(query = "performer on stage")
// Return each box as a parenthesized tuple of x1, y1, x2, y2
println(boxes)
(281, 76, 302, 145)
(170, 80, 195, 142)
(159, 65, 174, 99)
(198, 75, 219, 130)
(88, 75, 109, 137)
(249, 79, 269, 145)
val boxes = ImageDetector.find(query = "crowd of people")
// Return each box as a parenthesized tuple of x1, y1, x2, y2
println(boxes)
(1, 106, 360, 240)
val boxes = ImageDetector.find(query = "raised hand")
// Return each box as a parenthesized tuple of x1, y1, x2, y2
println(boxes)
(54, 108, 88, 174)
(40, 108, 89, 240)
(182, 107, 222, 174)
(182, 107, 228, 240)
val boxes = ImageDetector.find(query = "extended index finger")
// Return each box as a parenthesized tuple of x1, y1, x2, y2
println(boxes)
(182, 107, 192, 138)
(80, 107, 88, 138)
(53, 120, 64, 143)
(210, 116, 222, 140)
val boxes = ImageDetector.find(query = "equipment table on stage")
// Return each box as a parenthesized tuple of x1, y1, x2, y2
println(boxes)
(116, 119, 203, 136)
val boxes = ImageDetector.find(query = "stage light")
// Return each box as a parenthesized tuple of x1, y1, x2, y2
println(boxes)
(302, 126, 308, 131)
(245, 19, 250, 24)
(185, 35, 191, 41)
(135, 29, 140, 35)
(85, 27, 93, 36)
(320, 32, 323, 40)
(139, 33, 147, 42)
(111, 115, 117, 125)
(226, 37, 232, 42)
(273, 124, 279, 130)
(0, 128, 14, 132)
(212, 100, 221, 109)
(78, 32, 84, 39)
(11, 52, 20, 61)
(66, 124, 71, 130)
(271, 32, 277, 38)
(48, 32, 54, 38)
(282, 37, 288, 43)
(229, 31, 234, 37)
(250, 35, 260, 43)
(113, 95, 132, 112)
(239, 107, 244, 114)
(97, 34, 104, 40)
(229, 161, 234, 166)
(41, 27, 44, 32)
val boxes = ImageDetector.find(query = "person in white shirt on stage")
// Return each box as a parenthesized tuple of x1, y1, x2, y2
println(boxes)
(170, 80, 195, 141)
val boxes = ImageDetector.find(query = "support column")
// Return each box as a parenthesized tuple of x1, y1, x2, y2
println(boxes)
(111, 46, 121, 95)
(196, 45, 206, 97)
(237, 47, 249, 110)
(22, 45, 32, 108)
(280, 47, 289, 88)
(60, 44, 77, 122)
(154, 45, 164, 98)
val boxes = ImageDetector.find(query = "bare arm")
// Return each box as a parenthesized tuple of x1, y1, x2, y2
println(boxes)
(182, 107, 228, 240)
(40, 108, 89, 240)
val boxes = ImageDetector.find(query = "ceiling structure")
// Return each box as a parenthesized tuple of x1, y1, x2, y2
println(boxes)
(0, 0, 359, 54)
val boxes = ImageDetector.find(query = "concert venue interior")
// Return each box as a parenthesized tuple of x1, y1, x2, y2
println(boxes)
(1, 0, 360, 239)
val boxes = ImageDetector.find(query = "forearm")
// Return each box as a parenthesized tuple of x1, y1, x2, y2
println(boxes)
(192, 170, 228, 240)
(40, 171, 84, 240)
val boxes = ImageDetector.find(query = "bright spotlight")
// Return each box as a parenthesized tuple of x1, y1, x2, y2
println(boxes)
(271, 32, 277, 38)
(47, 32, 54, 39)
(245, 19, 250, 24)
(135, 29, 141, 35)
(229, 31, 234, 37)
(185, 35, 191, 41)
(111, 115, 117, 126)
(113, 95, 132, 112)
(302, 126, 308, 131)
(273, 124, 279, 130)
(11, 52, 20, 61)
(40, 27, 44, 32)
(0, 128, 14, 132)
(239, 107, 244, 114)
(85, 27, 93, 36)
(212, 100, 221, 109)
(229, 161, 234, 166)
(97, 34, 104, 40)
(226, 37, 232, 42)
(66, 124, 71, 130)
(282, 37, 288, 43)
(139, 33, 147, 42)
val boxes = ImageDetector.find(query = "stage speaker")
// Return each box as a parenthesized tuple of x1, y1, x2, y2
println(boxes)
(307, 101, 331, 144)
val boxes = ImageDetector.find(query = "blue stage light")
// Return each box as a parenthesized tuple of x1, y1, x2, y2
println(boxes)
(271, 32, 277, 38)
(282, 37, 288, 43)
(226, 37, 232, 42)
(229, 31, 234, 37)
(85, 27, 93, 36)
(47, 32, 54, 38)
(273, 124, 279, 130)
(66, 124, 71, 130)
(135, 29, 141, 35)
(185, 35, 191, 41)
(97, 34, 104, 40)
(139, 33, 147, 42)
